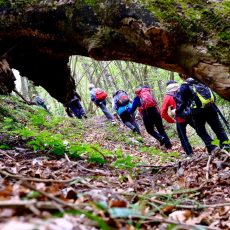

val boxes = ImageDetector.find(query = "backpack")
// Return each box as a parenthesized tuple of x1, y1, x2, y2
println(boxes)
(95, 88, 108, 101)
(117, 102, 132, 115)
(189, 83, 215, 108)
(35, 96, 44, 104)
(117, 91, 130, 106)
(173, 89, 190, 118)
(135, 87, 157, 110)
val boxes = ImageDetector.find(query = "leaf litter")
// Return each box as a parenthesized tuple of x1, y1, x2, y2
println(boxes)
(0, 115, 230, 230)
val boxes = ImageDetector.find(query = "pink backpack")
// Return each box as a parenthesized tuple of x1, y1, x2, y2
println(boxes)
(135, 88, 157, 111)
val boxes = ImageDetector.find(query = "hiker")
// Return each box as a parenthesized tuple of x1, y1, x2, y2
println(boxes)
(88, 83, 114, 121)
(113, 90, 140, 134)
(176, 77, 230, 154)
(161, 80, 196, 155)
(65, 92, 87, 119)
(129, 86, 172, 149)
(33, 95, 50, 112)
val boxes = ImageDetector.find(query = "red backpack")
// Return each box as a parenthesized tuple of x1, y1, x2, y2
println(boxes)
(117, 91, 130, 106)
(95, 88, 108, 101)
(135, 87, 157, 111)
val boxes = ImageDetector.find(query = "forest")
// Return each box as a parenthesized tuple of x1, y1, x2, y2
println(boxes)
(0, 0, 230, 230)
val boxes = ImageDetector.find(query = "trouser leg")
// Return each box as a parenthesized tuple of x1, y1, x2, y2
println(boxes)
(192, 110, 216, 153)
(120, 112, 135, 130)
(130, 114, 140, 134)
(69, 100, 83, 119)
(98, 101, 114, 120)
(151, 107, 172, 149)
(176, 121, 193, 155)
(142, 110, 163, 141)
(75, 100, 86, 116)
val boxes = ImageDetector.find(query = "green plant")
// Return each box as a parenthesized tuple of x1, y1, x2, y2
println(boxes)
(1, 117, 21, 131)
(0, 144, 10, 150)
(112, 154, 137, 169)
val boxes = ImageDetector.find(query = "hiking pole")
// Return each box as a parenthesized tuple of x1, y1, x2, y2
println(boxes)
(176, 121, 192, 155)
(212, 104, 230, 131)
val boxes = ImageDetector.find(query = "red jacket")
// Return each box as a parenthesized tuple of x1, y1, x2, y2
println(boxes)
(161, 94, 184, 123)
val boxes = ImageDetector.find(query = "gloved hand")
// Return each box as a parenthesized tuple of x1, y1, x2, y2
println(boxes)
(171, 109, 176, 116)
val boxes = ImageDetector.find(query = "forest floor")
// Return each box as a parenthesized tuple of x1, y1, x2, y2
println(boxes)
(0, 96, 230, 230)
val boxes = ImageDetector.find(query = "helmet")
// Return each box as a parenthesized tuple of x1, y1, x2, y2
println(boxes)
(88, 83, 95, 89)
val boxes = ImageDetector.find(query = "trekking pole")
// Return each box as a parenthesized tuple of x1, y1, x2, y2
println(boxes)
(212, 104, 230, 131)
(176, 121, 192, 155)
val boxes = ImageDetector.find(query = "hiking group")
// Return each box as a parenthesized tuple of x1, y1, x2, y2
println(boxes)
(86, 78, 229, 155)
(35, 76, 230, 155)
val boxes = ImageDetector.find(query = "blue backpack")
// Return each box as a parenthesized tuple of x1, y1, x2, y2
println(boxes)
(117, 102, 132, 115)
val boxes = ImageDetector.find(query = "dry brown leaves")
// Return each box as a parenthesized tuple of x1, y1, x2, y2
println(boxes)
(0, 117, 230, 229)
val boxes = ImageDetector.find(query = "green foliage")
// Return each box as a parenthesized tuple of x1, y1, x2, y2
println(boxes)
(0, 144, 10, 150)
(25, 191, 41, 200)
(219, 31, 230, 42)
(0, 0, 10, 7)
(1, 117, 21, 131)
(140, 147, 180, 162)
(84, 0, 97, 7)
(112, 154, 137, 169)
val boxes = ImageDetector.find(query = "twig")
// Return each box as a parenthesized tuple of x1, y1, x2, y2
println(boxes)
(20, 181, 78, 210)
(13, 89, 34, 105)
(119, 181, 207, 198)
(64, 152, 71, 163)
(131, 215, 218, 230)
(72, 161, 108, 176)
(150, 198, 230, 209)
(90, 146, 107, 160)
(27, 204, 41, 215)
(137, 163, 177, 168)
(0, 200, 80, 212)
(0, 169, 93, 188)
(0, 149, 15, 160)
(0, 200, 37, 208)
(206, 155, 212, 180)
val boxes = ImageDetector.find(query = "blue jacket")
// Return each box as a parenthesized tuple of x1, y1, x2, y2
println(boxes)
(128, 96, 141, 114)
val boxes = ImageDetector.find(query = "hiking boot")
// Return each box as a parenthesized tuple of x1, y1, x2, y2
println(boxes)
(159, 137, 172, 149)
(165, 141, 172, 149)
(133, 127, 141, 135)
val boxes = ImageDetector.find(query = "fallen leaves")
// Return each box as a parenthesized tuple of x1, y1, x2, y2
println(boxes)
(0, 116, 230, 229)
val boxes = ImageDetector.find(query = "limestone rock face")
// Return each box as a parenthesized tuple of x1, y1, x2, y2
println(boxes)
(0, 0, 229, 101)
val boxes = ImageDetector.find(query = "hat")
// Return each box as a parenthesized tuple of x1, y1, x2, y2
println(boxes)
(88, 83, 95, 89)
(166, 83, 179, 93)
(166, 80, 177, 86)
(185, 77, 194, 82)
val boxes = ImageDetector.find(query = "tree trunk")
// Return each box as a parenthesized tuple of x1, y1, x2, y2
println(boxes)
(20, 76, 30, 100)
(0, 0, 229, 101)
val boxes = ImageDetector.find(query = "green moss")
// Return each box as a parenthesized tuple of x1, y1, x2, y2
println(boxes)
(84, 0, 97, 7)
(0, 0, 10, 7)
(219, 31, 230, 42)
(139, 0, 230, 63)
